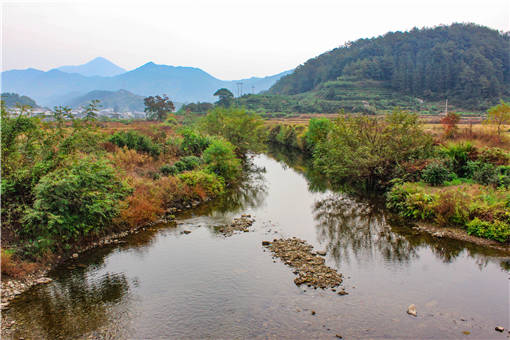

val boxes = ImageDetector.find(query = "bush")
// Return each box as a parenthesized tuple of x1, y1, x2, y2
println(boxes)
(178, 170, 225, 198)
(466, 161, 499, 185)
(179, 128, 211, 155)
(109, 131, 161, 157)
(386, 182, 435, 220)
(477, 148, 510, 166)
(306, 118, 332, 151)
(160, 164, 178, 176)
(23, 157, 131, 245)
(421, 162, 452, 186)
(202, 139, 241, 182)
(181, 156, 202, 170)
(439, 142, 476, 177)
(467, 218, 510, 242)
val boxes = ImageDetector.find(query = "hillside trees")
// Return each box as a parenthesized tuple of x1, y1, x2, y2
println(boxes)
(214, 88, 234, 107)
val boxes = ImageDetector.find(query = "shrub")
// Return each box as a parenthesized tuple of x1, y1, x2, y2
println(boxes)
(119, 178, 164, 228)
(199, 107, 265, 155)
(467, 218, 510, 242)
(386, 182, 435, 220)
(306, 118, 332, 150)
(466, 161, 499, 185)
(439, 142, 476, 177)
(179, 128, 211, 155)
(178, 170, 225, 198)
(23, 157, 131, 244)
(181, 156, 202, 170)
(160, 164, 179, 176)
(477, 148, 510, 166)
(421, 162, 452, 186)
(109, 131, 160, 157)
(497, 165, 510, 187)
(202, 139, 241, 182)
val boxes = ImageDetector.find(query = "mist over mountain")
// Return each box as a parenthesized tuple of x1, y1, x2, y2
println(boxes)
(1, 59, 293, 108)
(64, 89, 145, 112)
(55, 57, 126, 77)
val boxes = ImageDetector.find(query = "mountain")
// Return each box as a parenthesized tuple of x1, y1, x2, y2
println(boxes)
(270, 23, 510, 109)
(1, 92, 38, 108)
(55, 57, 126, 77)
(64, 89, 145, 112)
(1, 60, 292, 107)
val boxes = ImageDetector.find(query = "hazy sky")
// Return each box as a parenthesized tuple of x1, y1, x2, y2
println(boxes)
(2, 0, 509, 79)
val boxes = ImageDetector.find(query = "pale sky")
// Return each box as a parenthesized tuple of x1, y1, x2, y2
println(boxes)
(2, 0, 509, 80)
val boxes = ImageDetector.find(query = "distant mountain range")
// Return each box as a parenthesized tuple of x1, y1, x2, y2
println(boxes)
(1, 58, 293, 108)
(55, 57, 126, 77)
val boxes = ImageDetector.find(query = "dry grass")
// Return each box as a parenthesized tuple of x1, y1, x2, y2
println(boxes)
(1, 249, 39, 278)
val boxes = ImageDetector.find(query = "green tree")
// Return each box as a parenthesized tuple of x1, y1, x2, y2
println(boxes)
(486, 100, 510, 136)
(23, 157, 131, 244)
(203, 138, 241, 182)
(144, 95, 175, 121)
(213, 88, 234, 107)
(199, 107, 265, 155)
(314, 109, 434, 189)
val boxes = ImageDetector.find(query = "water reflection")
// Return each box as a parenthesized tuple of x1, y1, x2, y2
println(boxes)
(7, 270, 132, 340)
(313, 189, 509, 270)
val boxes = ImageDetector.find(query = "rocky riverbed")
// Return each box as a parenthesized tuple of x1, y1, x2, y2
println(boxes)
(214, 214, 255, 236)
(263, 237, 345, 291)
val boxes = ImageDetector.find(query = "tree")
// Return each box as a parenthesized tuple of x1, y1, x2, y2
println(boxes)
(440, 111, 460, 138)
(199, 107, 265, 155)
(486, 100, 510, 136)
(144, 95, 175, 121)
(213, 88, 234, 107)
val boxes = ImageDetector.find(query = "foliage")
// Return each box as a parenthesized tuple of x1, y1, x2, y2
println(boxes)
(270, 23, 510, 109)
(313, 109, 434, 188)
(213, 88, 234, 107)
(109, 130, 161, 157)
(202, 138, 242, 182)
(174, 156, 203, 172)
(23, 157, 131, 245)
(178, 102, 214, 114)
(144, 95, 175, 121)
(179, 128, 211, 155)
(178, 170, 225, 198)
(440, 112, 460, 138)
(387, 182, 510, 242)
(486, 100, 510, 136)
(439, 142, 476, 177)
(466, 218, 510, 242)
(305, 118, 332, 150)
(160, 164, 178, 176)
(465, 161, 499, 185)
(477, 147, 510, 166)
(199, 106, 265, 155)
(421, 162, 452, 186)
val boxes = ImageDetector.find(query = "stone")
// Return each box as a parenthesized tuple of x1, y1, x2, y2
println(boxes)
(336, 335, 343, 339)
(407, 304, 417, 317)
(182, 230, 191, 234)
(35, 277, 53, 284)
(311, 310, 316, 315)
(72, 253, 79, 259)
(495, 326, 504, 332)
(262, 241, 271, 246)
(316, 250, 327, 256)
(338, 290, 348, 296)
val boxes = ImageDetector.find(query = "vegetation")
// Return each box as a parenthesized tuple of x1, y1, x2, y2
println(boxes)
(1, 92, 38, 108)
(486, 100, 510, 136)
(213, 88, 234, 108)
(1, 99, 261, 277)
(199, 106, 265, 155)
(270, 24, 510, 110)
(144, 95, 175, 121)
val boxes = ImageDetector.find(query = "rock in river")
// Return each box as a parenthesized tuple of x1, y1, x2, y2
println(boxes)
(407, 304, 417, 317)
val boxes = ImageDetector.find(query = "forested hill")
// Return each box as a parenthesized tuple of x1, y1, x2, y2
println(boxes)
(270, 23, 510, 108)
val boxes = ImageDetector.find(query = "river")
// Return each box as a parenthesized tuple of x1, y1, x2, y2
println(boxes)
(4, 149, 509, 339)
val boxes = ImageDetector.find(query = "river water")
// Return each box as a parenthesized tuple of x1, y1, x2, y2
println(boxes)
(4, 150, 509, 339)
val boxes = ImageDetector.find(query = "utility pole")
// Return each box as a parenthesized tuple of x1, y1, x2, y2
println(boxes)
(444, 99, 448, 116)
(252, 85, 255, 94)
